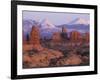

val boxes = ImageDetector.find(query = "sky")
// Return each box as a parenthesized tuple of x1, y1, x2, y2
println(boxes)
(23, 11, 90, 25)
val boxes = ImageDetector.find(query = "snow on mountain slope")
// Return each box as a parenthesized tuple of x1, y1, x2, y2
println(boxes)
(40, 18, 57, 29)
(68, 18, 89, 25)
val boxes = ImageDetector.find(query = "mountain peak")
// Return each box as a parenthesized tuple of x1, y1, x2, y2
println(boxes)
(41, 18, 55, 29)
(69, 17, 89, 25)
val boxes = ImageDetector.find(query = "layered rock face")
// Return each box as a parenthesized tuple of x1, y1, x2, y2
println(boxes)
(29, 25, 43, 51)
(23, 24, 89, 68)
(70, 31, 81, 42)
(29, 26, 40, 45)
(23, 25, 64, 68)
(52, 27, 68, 43)
(84, 32, 90, 42)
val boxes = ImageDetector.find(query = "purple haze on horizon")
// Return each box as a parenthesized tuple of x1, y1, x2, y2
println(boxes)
(23, 11, 90, 25)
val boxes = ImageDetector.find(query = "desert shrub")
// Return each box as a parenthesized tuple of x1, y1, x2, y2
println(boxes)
(28, 49, 39, 56)
(82, 50, 89, 56)
(61, 32, 68, 40)
(49, 58, 58, 66)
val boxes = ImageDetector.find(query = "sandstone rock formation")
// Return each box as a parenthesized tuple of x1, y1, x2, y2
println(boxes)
(29, 25, 40, 45)
(70, 31, 81, 42)
(29, 25, 43, 51)
(52, 32, 62, 43)
(84, 32, 90, 42)
(23, 44, 33, 53)
(23, 24, 89, 68)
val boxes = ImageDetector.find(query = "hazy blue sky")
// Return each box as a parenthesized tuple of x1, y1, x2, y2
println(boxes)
(23, 11, 90, 25)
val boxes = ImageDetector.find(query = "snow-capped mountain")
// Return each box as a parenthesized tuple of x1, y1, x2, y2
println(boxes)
(39, 18, 61, 39)
(40, 18, 56, 29)
(23, 18, 61, 39)
(23, 17, 90, 39)
(68, 18, 89, 25)
(56, 18, 90, 33)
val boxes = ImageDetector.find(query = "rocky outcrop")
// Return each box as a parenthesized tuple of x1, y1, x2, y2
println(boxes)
(70, 31, 81, 42)
(23, 49, 63, 68)
(84, 32, 90, 42)
(23, 44, 34, 53)
(29, 26, 40, 45)
(57, 52, 82, 66)
(52, 32, 62, 43)
(23, 24, 89, 68)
